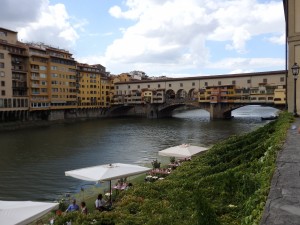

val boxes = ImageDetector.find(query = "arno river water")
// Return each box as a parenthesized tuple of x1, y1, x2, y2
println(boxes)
(0, 106, 278, 202)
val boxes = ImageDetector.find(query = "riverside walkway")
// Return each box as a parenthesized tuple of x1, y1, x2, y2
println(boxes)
(261, 118, 300, 225)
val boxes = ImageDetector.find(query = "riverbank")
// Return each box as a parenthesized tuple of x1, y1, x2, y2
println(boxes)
(47, 112, 293, 225)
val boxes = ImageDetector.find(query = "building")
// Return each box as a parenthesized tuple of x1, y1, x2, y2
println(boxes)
(25, 42, 77, 120)
(76, 63, 106, 109)
(284, 0, 300, 115)
(0, 27, 29, 121)
(114, 70, 286, 106)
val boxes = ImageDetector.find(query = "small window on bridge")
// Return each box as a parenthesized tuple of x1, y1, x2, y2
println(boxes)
(158, 84, 160, 88)
(192, 82, 195, 86)
(205, 82, 208, 86)
(232, 80, 236, 85)
(247, 79, 251, 84)
(280, 77, 284, 82)
(169, 84, 172, 87)
(180, 83, 183, 87)
(218, 81, 221, 85)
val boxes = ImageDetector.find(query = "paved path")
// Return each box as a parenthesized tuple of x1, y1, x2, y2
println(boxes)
(260, 118, 300, 225)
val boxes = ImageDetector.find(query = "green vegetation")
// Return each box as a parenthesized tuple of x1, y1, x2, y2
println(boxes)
(53, 112, 293, 225)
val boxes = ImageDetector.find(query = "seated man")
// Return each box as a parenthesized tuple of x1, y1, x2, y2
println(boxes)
(95, 194, 108, 211)
(65, 199, 79, 212)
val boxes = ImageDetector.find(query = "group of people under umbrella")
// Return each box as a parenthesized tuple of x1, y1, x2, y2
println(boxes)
(0, 144, 207, 225)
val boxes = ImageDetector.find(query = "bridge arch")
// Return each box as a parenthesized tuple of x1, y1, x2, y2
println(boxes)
(176, 89, 188, 99)
(188, 88, 198, 100)
(166, 89, 175, 99)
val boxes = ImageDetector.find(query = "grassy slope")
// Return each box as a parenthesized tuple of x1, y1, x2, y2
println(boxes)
(55, 112, 293, 225)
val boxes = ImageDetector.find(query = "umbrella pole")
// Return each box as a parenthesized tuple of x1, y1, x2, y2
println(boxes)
(110, 180, 112, 205)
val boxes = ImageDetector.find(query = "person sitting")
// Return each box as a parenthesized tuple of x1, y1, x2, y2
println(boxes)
(65, 199, 79, 212)
(81, 201, 88, 215)
(125, 182, 133, 190)
(95, 194, 108, 211)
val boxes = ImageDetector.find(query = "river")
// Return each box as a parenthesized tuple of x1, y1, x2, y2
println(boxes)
(0, 105, 278, 201)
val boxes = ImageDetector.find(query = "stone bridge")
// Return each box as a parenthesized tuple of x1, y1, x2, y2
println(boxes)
(109, 99, 285, 119)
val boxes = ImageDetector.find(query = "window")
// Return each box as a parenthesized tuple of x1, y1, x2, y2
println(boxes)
(0, 53, 4, 59)
(40, 73, 47, 78)
(169, 84, 172, 87)
(204, 82, 208, 86)
(148, 85, 150, 88)
(1, 81, 5, 86)
(0, 71, 4, 77)
(40, 66, 47, 70)
(192, 82, 195, 86)
(1, 90, 5, 96)
(180, 83, 183, 87)
(263, 78, 267, 83)
(158, 84, 160, 88)
(218, 81, 221, 85)
(137, 85, 140, 89)
(128, 85, 130, 89)
(232, 80, 236, 85)
(0, 62, 4, 68)
(247, 79, 251, 84)
(0, 31, 7, 36)
(280, 77, 284, 82)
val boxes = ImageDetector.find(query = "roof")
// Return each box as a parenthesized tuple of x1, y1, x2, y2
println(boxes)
(115, 70, 287, 85)
(0, 27, 17, 33)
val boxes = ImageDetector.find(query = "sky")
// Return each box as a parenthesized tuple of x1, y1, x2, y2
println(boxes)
(0, 0, 285, 77)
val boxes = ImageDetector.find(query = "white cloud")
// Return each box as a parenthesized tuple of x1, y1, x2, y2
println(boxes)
(101, 0, 285, 75)
(207, 57, 285, 71)
(268, 34, 285, 45)
(0, 0, 84, 49)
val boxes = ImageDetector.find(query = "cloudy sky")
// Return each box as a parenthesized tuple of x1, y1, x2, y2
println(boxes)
(0, 0, 285, 77)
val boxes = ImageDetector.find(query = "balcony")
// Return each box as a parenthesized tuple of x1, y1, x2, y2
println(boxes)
(31, 84, 39, 88)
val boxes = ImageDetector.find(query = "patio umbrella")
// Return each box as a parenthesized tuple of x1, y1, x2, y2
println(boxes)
(0, 200, 58, 225)
(65, 163, 151, 204)
(158, 144, 208, 158)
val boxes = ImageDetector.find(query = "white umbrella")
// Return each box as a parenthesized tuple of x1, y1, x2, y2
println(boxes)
(0, 200, 58, 225)
(158, 144, 208, 158)
(65, 163, 151, 204)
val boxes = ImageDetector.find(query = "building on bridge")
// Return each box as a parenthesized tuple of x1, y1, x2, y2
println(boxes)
(114, 70, 286, 105)
(112, 70, 286, 118)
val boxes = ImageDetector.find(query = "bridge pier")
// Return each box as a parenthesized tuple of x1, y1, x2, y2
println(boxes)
(147, 104, 159, 118)
(209, 103, 232, 119)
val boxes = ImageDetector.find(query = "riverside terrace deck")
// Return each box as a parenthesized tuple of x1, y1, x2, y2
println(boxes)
(260, 118, 300, 225)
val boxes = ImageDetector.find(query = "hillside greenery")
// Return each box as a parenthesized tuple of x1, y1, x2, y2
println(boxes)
(54, 112, 293, 225)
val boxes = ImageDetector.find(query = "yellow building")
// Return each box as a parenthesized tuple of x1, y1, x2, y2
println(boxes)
(101, 76, 113, 107)
(26, 43, 77, 112)
(0, 27, 29, 121)
(76, 63, 106, 108)
(284, 0, 300, 115)
(27, 44, 50, 112)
